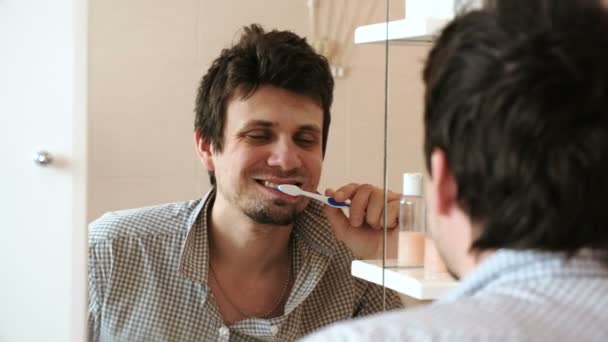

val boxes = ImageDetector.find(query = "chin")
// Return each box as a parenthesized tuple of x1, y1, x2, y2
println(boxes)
(241, 199, 302, 226)
(246, 210, 298, 226)
(446, 267, 460, 281)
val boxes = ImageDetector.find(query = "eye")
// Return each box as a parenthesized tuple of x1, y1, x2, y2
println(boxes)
(244, 130, 272, 143)
(294, 132, 319, 147)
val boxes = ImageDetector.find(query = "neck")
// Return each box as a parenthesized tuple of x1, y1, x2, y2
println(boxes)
(208, 195, 293, 276)
(459, 249, 495, 277)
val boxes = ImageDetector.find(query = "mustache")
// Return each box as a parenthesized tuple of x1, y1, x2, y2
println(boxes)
(249, 168, 307, 180)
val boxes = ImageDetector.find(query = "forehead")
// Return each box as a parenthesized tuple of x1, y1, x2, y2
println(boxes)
(225, 85, 323, 130)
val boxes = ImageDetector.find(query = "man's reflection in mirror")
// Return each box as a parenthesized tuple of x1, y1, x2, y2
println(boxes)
(88, 24, 403, 342)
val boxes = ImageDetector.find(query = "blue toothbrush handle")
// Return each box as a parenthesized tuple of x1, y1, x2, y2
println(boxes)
(327, 197, 350, 208)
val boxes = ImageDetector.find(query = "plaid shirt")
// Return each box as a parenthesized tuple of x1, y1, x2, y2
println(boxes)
(88, 188, 403, 341)
(304, 249, 608, 341)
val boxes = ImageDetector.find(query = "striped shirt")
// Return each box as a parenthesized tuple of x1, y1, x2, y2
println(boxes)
(303, 249, 608, 341)
(88, 188, 403, 342)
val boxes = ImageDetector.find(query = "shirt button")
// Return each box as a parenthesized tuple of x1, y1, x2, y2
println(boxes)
(218, 326, 229, 336)
(270, 325, 279, 336)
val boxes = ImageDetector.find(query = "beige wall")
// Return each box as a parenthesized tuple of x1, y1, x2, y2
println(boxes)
(88, 0, 429, 222)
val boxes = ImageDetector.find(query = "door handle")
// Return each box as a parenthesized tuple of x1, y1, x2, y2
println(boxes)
(34, 150, 53, 166)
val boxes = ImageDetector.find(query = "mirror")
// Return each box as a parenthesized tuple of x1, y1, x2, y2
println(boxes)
(87, 0, 426, 222)
(87, 0, 430, 319)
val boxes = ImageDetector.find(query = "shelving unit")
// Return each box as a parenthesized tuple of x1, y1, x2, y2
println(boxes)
(354, 18, 447, 44)
(351, 0, 473, 301)
(354, 0, 482, 44)
(351, 259, 458, 300)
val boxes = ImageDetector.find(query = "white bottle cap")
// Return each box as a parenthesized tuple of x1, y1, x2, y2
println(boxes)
(402, 173, 423, 196)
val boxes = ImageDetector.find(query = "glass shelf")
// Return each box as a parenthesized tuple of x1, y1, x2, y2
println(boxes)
(351, 259, 457, 300)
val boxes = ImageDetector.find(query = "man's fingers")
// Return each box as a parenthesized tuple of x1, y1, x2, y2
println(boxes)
(372, 190, 401, 229)
(381, 199, 400, 229)
(328, 185, 402, 229)
(330, 183, 360, 201)
(365, 188, 385, 229)
(348, 184, 375, 227)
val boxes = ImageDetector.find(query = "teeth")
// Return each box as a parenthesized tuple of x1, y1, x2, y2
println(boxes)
(263, 180, 302, 188)
(264, 181, 279, 188)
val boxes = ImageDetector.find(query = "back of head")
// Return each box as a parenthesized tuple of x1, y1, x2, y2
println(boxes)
(195, 24, 334, 185)
(423, 0, 608, 255)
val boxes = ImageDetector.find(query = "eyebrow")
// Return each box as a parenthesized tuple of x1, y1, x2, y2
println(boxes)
(240, 120, 322, 133)
(298, 124, 322, 134)
(241, 120, 274, 130)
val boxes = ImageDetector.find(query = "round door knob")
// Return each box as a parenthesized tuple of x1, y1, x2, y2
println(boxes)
(34, 150, 53, 166)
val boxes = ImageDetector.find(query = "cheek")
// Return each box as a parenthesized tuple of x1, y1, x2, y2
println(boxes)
(234, 149, 265, 170)
(429, 221, 452, 267)
(425, 201, 438, 238)
(304, 155, 323, 175)
(214, 153, 251, 184)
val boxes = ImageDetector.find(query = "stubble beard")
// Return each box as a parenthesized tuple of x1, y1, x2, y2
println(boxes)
(217, 170, 309, 226)
(242, 197, 301, 226)
(225, 188, 303, 226)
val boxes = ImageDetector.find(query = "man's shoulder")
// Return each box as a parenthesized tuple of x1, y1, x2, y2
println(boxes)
(88, 199, 202, 245)
(303, 299, 527, 341)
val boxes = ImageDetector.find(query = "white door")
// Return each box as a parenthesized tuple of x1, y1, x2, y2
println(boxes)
(0, 0, 88, 341)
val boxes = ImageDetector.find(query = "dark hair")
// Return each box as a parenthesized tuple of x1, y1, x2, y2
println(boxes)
(423, 0, 608, 255)
(195, 24, 334, 185)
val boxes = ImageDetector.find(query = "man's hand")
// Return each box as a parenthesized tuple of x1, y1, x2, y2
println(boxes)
(324, 183, 400, 259)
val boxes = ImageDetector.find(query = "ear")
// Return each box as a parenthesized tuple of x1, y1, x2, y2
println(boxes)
(429, 148, 458, 216)
(194, 130, 215, 171)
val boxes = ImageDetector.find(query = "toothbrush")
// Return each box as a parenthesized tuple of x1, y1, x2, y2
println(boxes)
(276, 184, 350, 208)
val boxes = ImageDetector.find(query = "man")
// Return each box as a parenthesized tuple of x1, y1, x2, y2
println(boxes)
(88, 24, 403, 342)
(304, 0, 608, 340)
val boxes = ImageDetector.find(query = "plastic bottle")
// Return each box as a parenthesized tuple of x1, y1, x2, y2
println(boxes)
(397, 173, 426, 266)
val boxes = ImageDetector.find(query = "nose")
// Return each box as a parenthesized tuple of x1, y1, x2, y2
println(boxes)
(267, 137, 302, 171)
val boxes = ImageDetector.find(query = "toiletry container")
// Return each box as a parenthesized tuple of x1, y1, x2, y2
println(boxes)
(397, 173, 426, 266)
